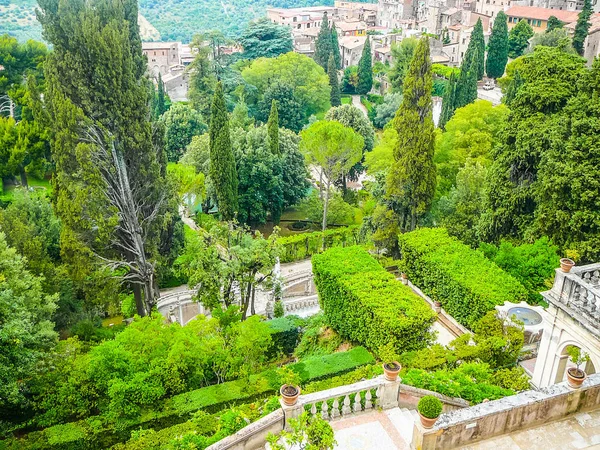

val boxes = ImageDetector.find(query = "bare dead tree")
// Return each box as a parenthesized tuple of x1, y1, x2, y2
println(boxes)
(82, 125, 165, 315)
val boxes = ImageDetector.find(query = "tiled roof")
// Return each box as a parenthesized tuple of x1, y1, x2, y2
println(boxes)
(505, 6, 579, 23)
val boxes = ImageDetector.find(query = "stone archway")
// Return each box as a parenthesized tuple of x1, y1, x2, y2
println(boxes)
(554, 342, 597, 384)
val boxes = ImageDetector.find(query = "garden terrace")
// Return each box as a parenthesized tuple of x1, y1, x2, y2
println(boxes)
(398, 228, 528, 328)
(312, 246, 436, 354)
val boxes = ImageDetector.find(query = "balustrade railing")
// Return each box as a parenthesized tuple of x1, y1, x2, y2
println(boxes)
(283, 297, 320, 313)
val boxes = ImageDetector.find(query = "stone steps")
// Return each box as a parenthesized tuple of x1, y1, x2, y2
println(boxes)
(385, 407, 418, 446)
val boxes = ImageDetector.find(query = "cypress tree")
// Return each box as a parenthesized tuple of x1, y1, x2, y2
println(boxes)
(439, 72, 457, 130)
(331, 25, 342, 70)
(386, 38, 436, 232)
(546, 16, 564, 33)
(504, 69, 523, 106)
(314, 12, 333, 69)
(357, 37, 373, 95)
(155, 73, 167, 118)
(471, 18, 486, 80)
(573, 0, 592, 56)
(209, 82, 238, 220)
(328, 53, 342, 107)
(267, 99, 280, 155)
(455, 48, 479, 109)
(486, 12, 509, 79)
(38, 0, 172, 315)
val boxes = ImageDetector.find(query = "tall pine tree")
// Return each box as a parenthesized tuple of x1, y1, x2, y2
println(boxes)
(328, 53, 342, 107)
(38, 0, 173, 315)
(154, 73, 167, 118)
(471, 19, 486, 80)
(331, 25, 342, 69)
(386, 38, 436, 231)
(209, 82, 238, 220)
(486, 12, 509, 79)
(267, 99, 280, 155)
(573, 0, 592, 56)
(314, 12, 333, 69)
(357, 37, 373, 95)
(455, 48, 479, 109)
(439, 72, 457, 129)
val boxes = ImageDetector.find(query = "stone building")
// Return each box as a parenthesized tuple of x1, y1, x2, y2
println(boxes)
(339, 35, 368, 68)
(142, 42, 189, 102)
(377, 0, 416, 30)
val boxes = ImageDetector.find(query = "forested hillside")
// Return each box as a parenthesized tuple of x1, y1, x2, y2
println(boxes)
(1, 0, 376, 43)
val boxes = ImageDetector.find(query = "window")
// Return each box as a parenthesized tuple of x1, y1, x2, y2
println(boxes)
(293, 17, 297, 22)
(162, 51, 165, 56)
(153, 51, 156, 55)
(307, 23, 311, 28)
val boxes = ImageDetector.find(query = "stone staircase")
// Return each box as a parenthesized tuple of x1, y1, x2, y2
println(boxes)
(385, 407, 419, 446)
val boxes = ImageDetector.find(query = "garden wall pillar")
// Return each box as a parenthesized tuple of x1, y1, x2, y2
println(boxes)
(280, 399, 304, 430)
(379, 378, 401, 409)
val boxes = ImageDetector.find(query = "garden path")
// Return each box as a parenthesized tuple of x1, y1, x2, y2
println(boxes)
(351, 95, 369, 117)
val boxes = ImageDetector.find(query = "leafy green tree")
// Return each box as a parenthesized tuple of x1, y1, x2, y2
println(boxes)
(325, 104, 375, 152)
(480, 47, 586, 245)
(455, 48, 479, 109)
(0, 232, 57, 411)
(373, 92, 402, 129)
(486, 12, 509, 79)
(300, 120, 363, 234)
(439, 72, 457, 130)
(162, 102, 207, 162)
(257, 82, 306, 133)
(503, 69, 524, 106)
(508, 20, 534, 59)
(242, 52, 330, 118)
(38, 0, 173, 315)
(230, 96, 255, 130)
(388, 37, 417, 92)
(357, 37, 373, 95)
(0, 35, 47, 101)
(386, 38, 436, 232)
(299, 190, 357, 226)
(267, 100, 280, 155)
(546, 16, 564, 33)
(239, 18, 293, 60)
(209, 82, 238, 221)
(314, 12, 333, 70)
(530, 29, 576, 54)
(342, 65, 359, 94)
(471, 19, 486, 80)
(167, 163, 205, 212)
(187, 39, 217, 117)
(328, 54, 341, 107)
(573, 0, 592, 56)
(331, 25, 342, 70)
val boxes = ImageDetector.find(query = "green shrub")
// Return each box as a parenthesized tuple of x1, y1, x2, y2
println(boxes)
(398, 228, 528, 328)
(267, 317, 299, 356)
(312, 246, 435, 354)
(302, 364, 383, 394)
(417, 396, 442, 419)
(490, 367, 531, 392)
(294, 313, 343, 358)
(273, 300, 285, 318)
(432, 63, 460, 79)
(277, 225, 363, 263)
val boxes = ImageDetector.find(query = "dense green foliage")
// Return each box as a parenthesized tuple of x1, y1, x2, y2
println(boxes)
(486, 12, 508, 79)
(277, 225, 363, 263)
(314, 12, 333, 70)
(312, 246, 436, 354)
(162, 103, 207, 162)
(439, 72, 456, 130)
(238, 18, 293, 60)
(373, 92, 402, 129)
(388, 38, 417, 92)
(418, 396, 442, 419)
(470, 19, 486, 80)
(508, 20, 534, 59)
(209, 82, 238, 220)
(267, 100, 280, 155)
(328, 54, 342, 107)
(256, 82, 307, 133)
(398, 228, 528, 327)
(455, 48, 479, 110)
(573, 0, 592, 56)
(357, 37, 373, 95)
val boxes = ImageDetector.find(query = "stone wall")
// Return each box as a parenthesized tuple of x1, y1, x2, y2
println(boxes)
(412, 373, 600, 449)
(398, 384, 469, 412)
(205, 409, 284, 450)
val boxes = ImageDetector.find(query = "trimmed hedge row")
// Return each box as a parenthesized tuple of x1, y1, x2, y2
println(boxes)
(267, 317, 299, 356)
(398, 228, 528, 328)
(277, 225, 363, 263)
(312, 246, 436, 355)
(3, 347, 374, 450)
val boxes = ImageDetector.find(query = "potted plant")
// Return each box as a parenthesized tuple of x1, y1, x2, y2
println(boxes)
(278, 366, 301, 406)
(566, 346, 590, 389)
(379, 343, 401, 381)
(418, 395, 443, 429)
(560, 258, 575, 273)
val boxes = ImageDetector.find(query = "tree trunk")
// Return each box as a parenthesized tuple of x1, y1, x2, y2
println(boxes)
(19, 167, 28, 188)
(250, 285, 256, 316)
(322, 179, 331, 250)
(133, 284, 146, 316)
(241, 282, 252, 320)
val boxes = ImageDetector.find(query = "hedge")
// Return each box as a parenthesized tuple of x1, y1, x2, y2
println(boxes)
(277, 225, 363, 263)
(267, 317, 299, 356)
(312, 246, 436, 355)
(3, 348, 374, 449)
(432, 63, 460, 79)
(398, 228, 528, 328)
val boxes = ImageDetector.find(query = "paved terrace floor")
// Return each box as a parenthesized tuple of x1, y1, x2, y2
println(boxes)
(329, 408, 600, 450)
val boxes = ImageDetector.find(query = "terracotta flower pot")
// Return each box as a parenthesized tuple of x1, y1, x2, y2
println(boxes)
(280, 384, 300, 406)
(560, 258, 575, 273)
(419, 412, 439, 429)
(383, 362, 401, 381)
(567, 368, 586, 389)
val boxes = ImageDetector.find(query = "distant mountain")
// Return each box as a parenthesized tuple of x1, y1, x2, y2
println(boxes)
(1, 0, 375, 44)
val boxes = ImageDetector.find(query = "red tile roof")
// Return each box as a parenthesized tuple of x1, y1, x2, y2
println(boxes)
(505, 6, 579, 23)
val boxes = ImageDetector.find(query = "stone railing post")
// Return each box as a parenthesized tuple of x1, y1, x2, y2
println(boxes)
(379, 377, 401, 409)
(280, 399, 304, 430)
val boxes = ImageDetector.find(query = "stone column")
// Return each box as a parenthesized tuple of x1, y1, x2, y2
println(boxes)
(280, 399, 304, 430)
(379, 376, 401, 409)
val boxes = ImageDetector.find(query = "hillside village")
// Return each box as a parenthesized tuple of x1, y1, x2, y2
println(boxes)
(1, 0, 600, 449)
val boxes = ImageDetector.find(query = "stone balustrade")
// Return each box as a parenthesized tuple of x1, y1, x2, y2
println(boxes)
(547, 264, 600, 338)
(282, 296, 320, 314)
